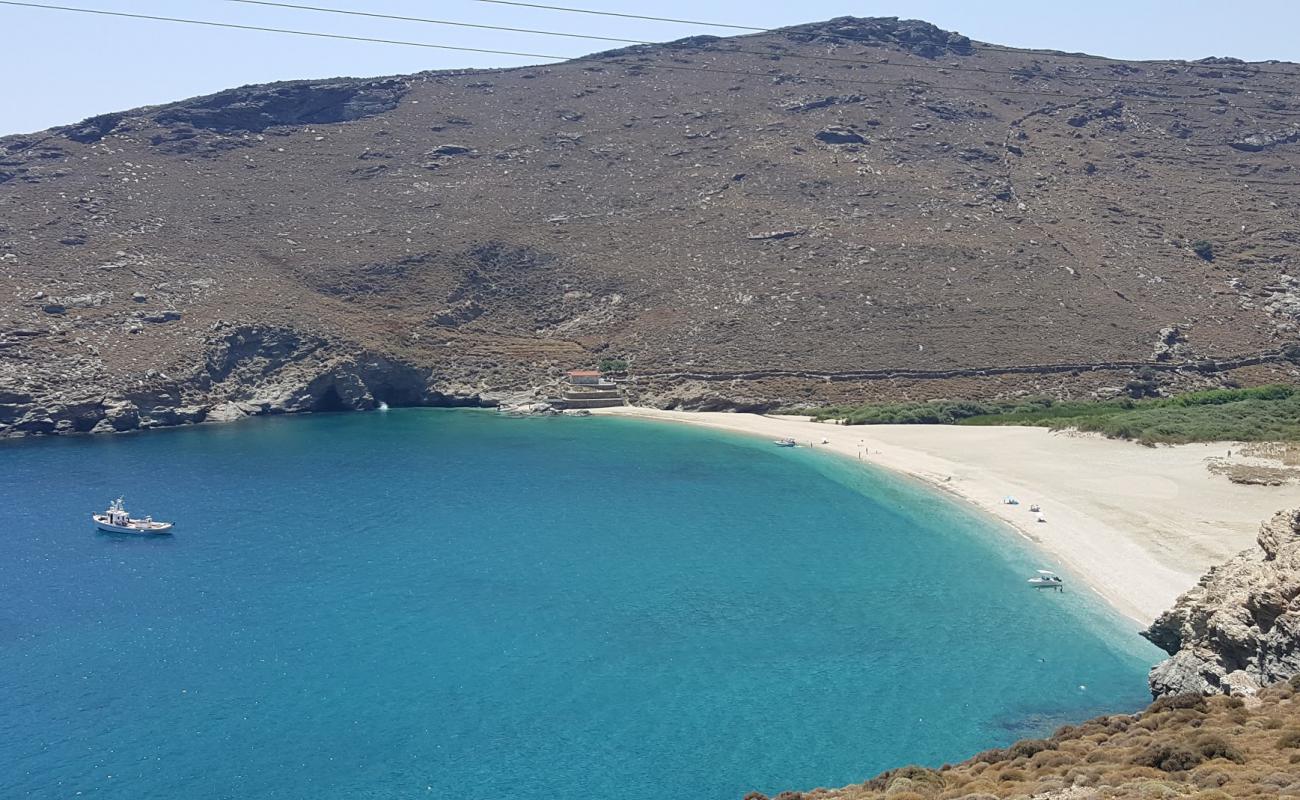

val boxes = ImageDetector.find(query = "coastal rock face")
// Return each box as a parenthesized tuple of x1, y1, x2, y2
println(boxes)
(0, 323, 497, 437)
(1144, 508, 1300, 697)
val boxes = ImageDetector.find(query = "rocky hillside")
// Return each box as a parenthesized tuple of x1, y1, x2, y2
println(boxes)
(1145, 508, 1300, 697)
(764, 683, 1300, 800)
(5, 17, 1300, 435)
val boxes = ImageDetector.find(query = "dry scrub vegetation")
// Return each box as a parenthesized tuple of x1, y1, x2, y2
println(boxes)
(755, 678, 1300, 800)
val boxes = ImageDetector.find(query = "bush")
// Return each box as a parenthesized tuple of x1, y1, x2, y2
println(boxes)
(1008, 738, 1054, 759)
(1150, 694, 1210, 714)
(1195, 734, 1245, 763)
(1275, 729, 1300, 749)
(806, 384, 1300, 444)
(1191, 240, 1215, 260)
(866, 765, 946, 794)
(1133, 744, 1205, 772)
(597, 358, 628, 374)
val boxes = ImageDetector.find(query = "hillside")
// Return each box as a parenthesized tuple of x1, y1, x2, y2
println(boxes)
(766, 683, 1300, 800)
(4, 17, 1300, 435)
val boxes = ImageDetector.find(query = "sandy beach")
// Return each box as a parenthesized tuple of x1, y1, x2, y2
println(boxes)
(594, 407, 1300, 626)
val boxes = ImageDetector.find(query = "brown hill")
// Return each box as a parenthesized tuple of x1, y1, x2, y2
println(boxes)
(765, 682, 1300, 800)
(4, 17, 1300, 435)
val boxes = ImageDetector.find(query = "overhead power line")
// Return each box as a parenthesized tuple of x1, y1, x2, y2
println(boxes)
(2, 0, 1297, 114)
(0, 0, 569, 59)
(224, 0, 643, 45)
(221, 0, 1300, 99)
(471, 0, 759, 31)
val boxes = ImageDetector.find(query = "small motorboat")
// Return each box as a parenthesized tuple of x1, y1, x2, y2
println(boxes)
(773, 437, 797, 447)
(92, 497, 173, 535)
(1028, 569, 1063, 591)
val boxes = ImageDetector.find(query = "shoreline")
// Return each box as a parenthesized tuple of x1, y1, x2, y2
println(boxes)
(593, 407, 1300, 626)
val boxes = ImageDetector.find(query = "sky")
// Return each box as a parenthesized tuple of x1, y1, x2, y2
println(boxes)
(2, 0, 1299, 136)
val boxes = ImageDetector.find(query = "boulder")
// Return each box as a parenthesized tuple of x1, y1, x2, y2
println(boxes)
(1152, 326, 1189, 361)
(206, 402, 248, 423)
(102, 400, 140, 432)
(1229, 127, 1300, 152)
(814, 126, 866, 145)
(427, 144, 475, 157)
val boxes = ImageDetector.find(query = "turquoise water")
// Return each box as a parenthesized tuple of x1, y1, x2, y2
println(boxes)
(1, 410, 1158, 799)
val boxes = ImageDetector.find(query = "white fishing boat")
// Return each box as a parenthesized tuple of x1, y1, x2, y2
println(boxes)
(1027, 569, 1063, 591)
(92, 498, 173, 535)
(773, 437, 797, 447)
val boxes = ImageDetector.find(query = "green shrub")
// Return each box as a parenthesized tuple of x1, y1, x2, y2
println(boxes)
(1276, 729, 1300, 749)
(1191, 240, 1215, 260)
(597, 358, 628, 374)
(803, 384, 1300, 444)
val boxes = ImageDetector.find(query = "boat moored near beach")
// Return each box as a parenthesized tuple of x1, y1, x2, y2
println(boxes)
(1027, 569, 1063, 591)
(92, 497, 173, 535)
(773, 437, 797, 447)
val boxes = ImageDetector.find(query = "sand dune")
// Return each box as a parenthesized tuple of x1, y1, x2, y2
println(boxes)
(595, 407, 1300, 625)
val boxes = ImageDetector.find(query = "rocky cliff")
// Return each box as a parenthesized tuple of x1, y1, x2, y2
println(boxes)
(5, 16, 1300, 437)
(1145, 508, 1300, 697)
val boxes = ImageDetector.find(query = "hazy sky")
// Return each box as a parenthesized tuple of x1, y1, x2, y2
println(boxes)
(3, 0, 1299, 135)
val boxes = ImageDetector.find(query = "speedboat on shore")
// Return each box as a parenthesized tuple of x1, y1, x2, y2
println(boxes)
(93, 498, 173, 535)
(1027, 569, 1063, 591)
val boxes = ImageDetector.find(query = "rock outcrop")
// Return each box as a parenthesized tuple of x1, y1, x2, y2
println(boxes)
(1144, 508, 1300, 697)
(0, 324, 496, 438)
(784, 16, 974, 57)
(151, 78, 409, 134)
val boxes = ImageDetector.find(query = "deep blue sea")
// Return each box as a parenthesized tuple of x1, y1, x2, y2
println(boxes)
(1, 410, 1159, 799)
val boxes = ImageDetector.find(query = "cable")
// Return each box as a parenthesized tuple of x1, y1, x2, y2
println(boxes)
(0, 0, 569, 59)
(223, 0, 644, 45)
(219, 0, 1300, 99)
(2, 1, 1297, 114)
(471, 0, 758, 31)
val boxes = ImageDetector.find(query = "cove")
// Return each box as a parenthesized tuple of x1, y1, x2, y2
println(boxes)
(0, 409, 1159, 799)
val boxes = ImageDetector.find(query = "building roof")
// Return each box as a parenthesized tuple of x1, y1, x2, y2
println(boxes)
(567, 370, 602, 376)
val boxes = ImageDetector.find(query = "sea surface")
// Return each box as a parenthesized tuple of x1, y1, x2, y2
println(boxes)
(1, 409, 1160, 799)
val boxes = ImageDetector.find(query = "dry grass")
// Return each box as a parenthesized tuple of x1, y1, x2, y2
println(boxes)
(1240, 443, 1300, 466)
(751, 678, 1300, 800)
(1205, 462, 1299, 486)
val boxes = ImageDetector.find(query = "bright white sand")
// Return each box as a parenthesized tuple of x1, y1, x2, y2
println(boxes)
(594, 407, 1300, 625)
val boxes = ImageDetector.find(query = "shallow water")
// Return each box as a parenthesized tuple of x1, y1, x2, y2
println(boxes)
(1, 410, 1159, 799)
